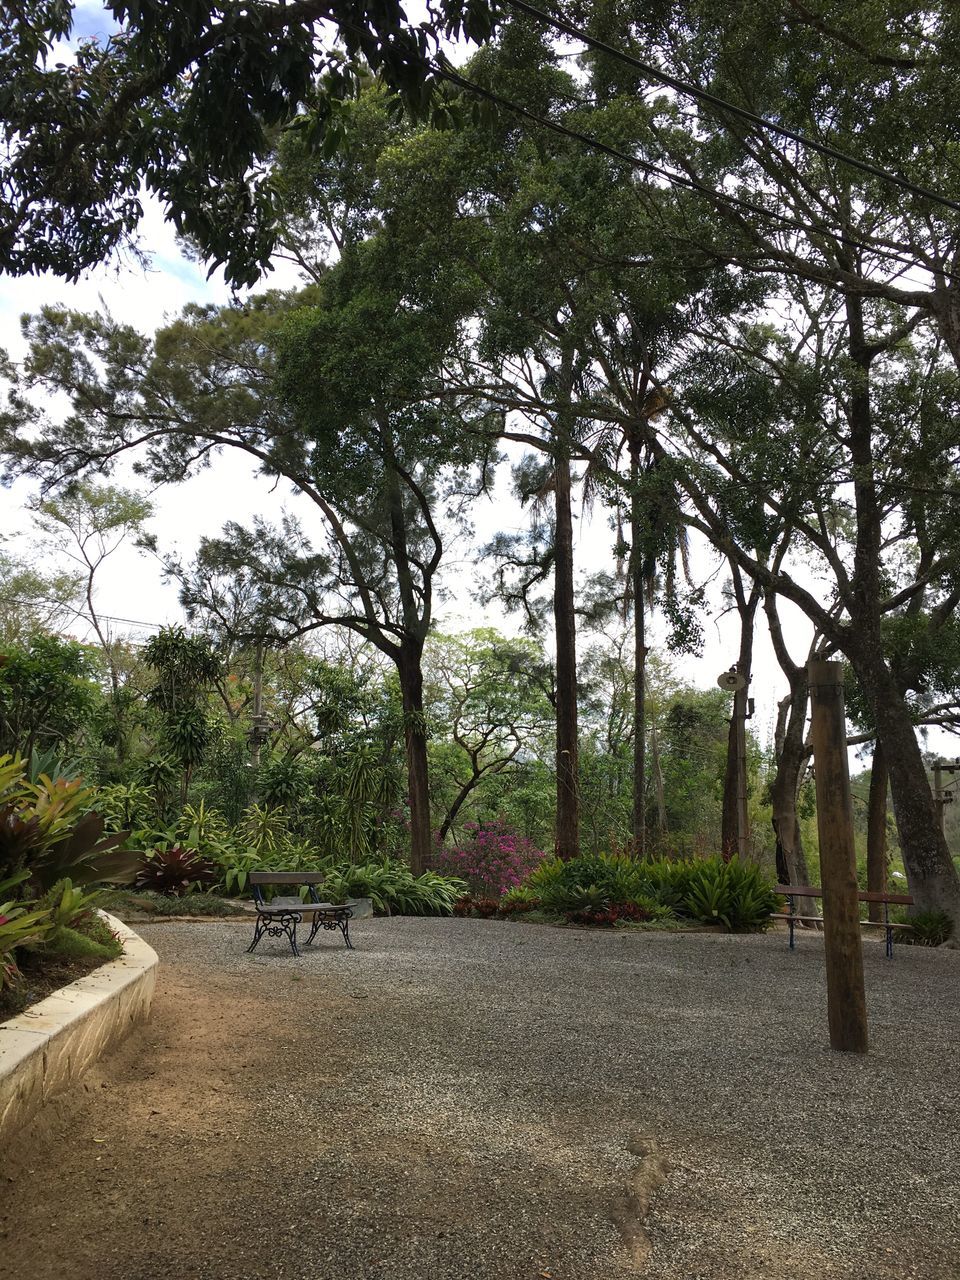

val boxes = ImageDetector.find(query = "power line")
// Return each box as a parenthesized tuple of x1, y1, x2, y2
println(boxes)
(3, 595, 171, 633)
(431, 63, 960, 289)
(505, 0, 960, 215)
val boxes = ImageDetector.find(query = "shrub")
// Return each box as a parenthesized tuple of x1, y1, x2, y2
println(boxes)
(525, 853, 649, 913)
(321, 860, 466, 916)
(435, 821, 546, 897)
(682, 857, 780, 931)
(499, 884, 539, 909)
(136, 844, 216, 896)
(519, 853, 779, 932)
(898, 910, 953, 947)
(497, 895, 538, 916)
(39, 878, 105, 930)
(0, 872, 54, 993)
(42, 923, 119, 963)
(0, 757, 138, 891)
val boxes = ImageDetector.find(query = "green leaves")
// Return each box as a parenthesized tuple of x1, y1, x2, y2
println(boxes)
(523, 851, 780, 932)
(320, 860, 466, 915)
(1, 0, 499, 284)
(681, 858, 781, 932)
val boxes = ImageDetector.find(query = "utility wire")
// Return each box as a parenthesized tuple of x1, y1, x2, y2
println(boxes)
(505, 0, 960, 215)
(2, 595, 170, 633)
(432, 63, 960, 289)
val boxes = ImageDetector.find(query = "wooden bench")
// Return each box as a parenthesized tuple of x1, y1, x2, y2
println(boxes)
(247, 872, 354, 957)
(774, 884, 914, 959)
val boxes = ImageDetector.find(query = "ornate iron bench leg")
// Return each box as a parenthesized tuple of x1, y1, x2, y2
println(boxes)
(247, 914, 267, 954)
(788, 896, 796, 951)
(248, 911, 301, 956)
(339, 912, 354, 950)
(306, 914, 322, 946)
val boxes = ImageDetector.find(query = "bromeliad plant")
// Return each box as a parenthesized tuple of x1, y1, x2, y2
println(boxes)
(681, 858, 781, 931)
(0, 871, 55, 993)
(0, 755, 138, 891)
(136, 844, 217, 897)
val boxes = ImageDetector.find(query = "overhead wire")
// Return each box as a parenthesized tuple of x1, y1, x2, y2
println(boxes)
(504, 0, 960, 215)
(430, 63, 960, 289)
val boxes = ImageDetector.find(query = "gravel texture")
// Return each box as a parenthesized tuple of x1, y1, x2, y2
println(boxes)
(2, 916, 959, 1280)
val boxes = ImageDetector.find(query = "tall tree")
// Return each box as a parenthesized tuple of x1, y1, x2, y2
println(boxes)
(5, 253, 486, 873)
(424, 629, 553, 842)
(664, 286, 960, 922)
(0, 0, 497, 283)
(29, 481, 152, 699)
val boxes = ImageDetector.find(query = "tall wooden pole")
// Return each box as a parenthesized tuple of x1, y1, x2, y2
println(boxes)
(808, 660, 868, 1054)
(933, 761, 944, 835)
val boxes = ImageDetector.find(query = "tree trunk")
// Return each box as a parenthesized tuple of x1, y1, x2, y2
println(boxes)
(649, 716, 667, 837)
(554, 444, 580, 860)
(770, 674, 813, 889)
(854, 649, 960, 922)
(399, 648, 432, 877)
(931, 285, 960, 375)
(632, 597, 647, 858)
(629, 436, 647, 858)
(250, 640, 265, 770)
(379, 417, 436, 878)
(841, 288, 960, 925)
(721, 571, 758, 860)
(437, 766, 481, 844)
(866, 739, 889, 923)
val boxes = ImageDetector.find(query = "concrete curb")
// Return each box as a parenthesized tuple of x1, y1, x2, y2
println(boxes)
(0, 911, 158, 1145)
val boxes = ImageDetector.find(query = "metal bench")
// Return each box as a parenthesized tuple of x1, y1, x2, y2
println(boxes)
(247, 872, 354, 956)
(774, 884, 914, 959)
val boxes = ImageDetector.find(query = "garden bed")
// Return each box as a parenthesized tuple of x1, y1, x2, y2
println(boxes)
(0, 949, 110, 1021)
(0, 912, 158, 1146)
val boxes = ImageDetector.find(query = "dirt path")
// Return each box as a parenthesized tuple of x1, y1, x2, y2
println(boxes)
(2, 917, 958, 1280)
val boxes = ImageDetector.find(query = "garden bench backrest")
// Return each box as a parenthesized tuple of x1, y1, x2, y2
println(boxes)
(249, 871, 326, 909)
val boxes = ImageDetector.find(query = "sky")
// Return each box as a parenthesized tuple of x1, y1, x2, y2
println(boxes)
(0, 1, 891, 766)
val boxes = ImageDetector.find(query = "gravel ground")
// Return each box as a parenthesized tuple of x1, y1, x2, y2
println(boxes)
(2, 917, 959, 1280)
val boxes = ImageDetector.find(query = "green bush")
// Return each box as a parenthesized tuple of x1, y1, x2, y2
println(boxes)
(321, 860, 466, 916)
(0, 872, 55, 992)
(520, 853, 779, 932)
(682, 857, 780, 931)
(525, 853, 650, 913)
(42, 923, 119, 962)
(896, 909, 954, 947)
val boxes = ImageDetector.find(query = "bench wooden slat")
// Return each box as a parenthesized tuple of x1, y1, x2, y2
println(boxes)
(249, 871, 326, 885)
(774, 884, 914, 906)
(257, 902, 343, 914)
(858, 891, 913, 905)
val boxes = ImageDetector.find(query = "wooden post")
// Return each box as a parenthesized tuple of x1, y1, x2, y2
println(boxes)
(808, 660, 868, 1054)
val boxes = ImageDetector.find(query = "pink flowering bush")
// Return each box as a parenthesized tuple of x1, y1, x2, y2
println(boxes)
(434, 821, 547, 898)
